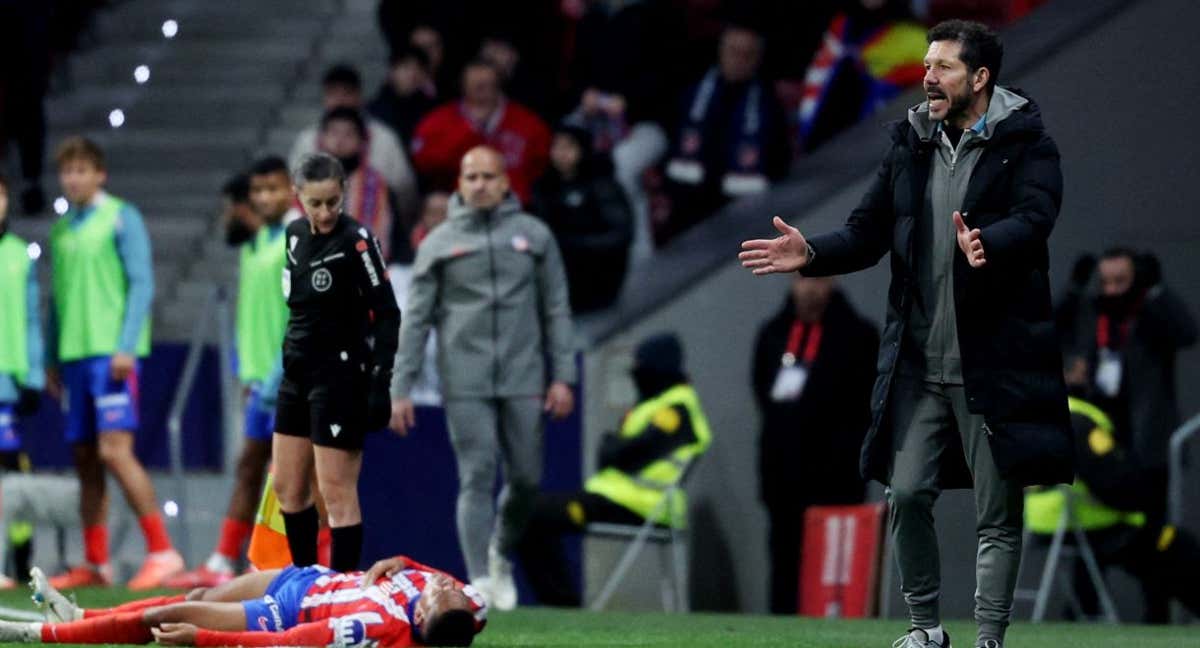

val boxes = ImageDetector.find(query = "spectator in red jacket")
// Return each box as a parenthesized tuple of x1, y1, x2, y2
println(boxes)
(410, 60, 550, 204)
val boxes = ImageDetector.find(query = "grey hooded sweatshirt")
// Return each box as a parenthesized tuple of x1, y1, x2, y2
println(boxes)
(902, 86, 1029, 384)
(392, 193, 576, 399)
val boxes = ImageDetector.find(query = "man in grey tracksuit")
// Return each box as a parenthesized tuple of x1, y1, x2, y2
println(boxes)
(740, 20, 1070, 648)
(390, 146, 576, 610)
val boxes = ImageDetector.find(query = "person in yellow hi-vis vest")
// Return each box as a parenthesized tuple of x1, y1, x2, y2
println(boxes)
(1025, 395, 1200, 621)
(516, 333, 711, 607)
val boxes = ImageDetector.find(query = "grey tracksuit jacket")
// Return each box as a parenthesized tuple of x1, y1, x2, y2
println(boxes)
(391, 193, 576, 399)
(902, 86, 1029, 384)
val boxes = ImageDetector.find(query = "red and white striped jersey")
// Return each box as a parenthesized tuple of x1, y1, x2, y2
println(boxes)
(196, 557, 486, 647)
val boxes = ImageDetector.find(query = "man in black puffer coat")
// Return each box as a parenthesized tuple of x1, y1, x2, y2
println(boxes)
(740, 20, 1069, 648)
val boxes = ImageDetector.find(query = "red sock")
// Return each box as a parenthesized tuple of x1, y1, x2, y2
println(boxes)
(82, 594, 187, 619)
(215, 518, 254, 560)
(41, 612, 152, 644)
(83, 525, 109, 566)
(138, 513, 173, 553)
(317, 526, 332, 567)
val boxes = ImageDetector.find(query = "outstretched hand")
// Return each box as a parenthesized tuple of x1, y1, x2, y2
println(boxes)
(739, 217, 811, 275)
(953, 211, 987, 268)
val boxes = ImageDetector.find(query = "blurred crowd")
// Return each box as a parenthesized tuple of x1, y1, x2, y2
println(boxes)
(275, 0, 1051, 314)
(0, 1, 1054, 315)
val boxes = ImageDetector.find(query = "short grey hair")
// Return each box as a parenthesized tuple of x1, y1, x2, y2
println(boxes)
(292, 152, 346, 188)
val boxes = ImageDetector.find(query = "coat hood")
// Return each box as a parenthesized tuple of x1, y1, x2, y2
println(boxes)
(897, 86, 1044, 145)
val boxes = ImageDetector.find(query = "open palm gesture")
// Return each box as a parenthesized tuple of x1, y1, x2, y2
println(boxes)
(739, 216, 811, 275)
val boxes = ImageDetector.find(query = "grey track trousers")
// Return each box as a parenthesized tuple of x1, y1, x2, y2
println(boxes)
(444, 396, 544, 581)
(886, 377, 1024, 643)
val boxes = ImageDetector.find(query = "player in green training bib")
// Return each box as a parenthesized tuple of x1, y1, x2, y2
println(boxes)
(167, 157, 301, 588)
(0, 173, 46, 588)
(44, 137, 184, 590)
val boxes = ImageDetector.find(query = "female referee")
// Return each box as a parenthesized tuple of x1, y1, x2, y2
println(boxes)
(271, 153, 399, 571)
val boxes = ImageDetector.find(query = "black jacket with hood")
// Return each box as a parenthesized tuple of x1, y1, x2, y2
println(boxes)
(802, 87, 1073, 488)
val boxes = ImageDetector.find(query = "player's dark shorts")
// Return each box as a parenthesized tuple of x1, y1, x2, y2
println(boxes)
(274, 366, 368, 450)
(242, 565, 330, 631)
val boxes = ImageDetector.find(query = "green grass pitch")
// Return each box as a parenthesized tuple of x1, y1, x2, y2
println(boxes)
(0, 587, 1197, 647)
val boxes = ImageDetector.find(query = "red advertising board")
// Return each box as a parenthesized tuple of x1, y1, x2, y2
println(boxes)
(798, 503, 887, 618)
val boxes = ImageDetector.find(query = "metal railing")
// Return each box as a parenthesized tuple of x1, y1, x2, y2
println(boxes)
(1168, 412, 1200, 529)
(1168, 411, 1200, 624)
(165, 284, 235, 564)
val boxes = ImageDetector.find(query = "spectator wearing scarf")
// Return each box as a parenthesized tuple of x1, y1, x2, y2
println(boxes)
(318, 107, 401, 263)
(662, 24, 789, 242)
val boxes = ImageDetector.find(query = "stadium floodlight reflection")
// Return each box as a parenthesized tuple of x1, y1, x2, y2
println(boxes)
(108, 108, 125, 128)
(134, 64, 151, 84)
(53, 197, 69, 215)
(162, 19, 179, 38)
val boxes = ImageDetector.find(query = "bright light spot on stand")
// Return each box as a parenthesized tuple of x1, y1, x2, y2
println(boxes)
(164, 500, 180, 517)
(108, 109, 125, 128)
(53, 197, 69, 215)
(134, 65, 151, 84)
(162, 20, 179, 38)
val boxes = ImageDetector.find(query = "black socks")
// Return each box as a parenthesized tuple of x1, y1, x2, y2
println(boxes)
(282, 505, 319, 567)
(330, 523, 363, 572)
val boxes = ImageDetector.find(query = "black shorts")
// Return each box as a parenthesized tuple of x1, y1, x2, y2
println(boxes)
(274, 367, 368, 450)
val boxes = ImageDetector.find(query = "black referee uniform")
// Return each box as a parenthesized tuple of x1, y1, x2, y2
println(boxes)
(276, 213, 400, 449)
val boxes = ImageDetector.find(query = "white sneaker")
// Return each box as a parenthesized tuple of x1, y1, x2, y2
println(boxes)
(29, 567, 82, 623)
(470, 577, 494, 606)
(0, 619, 42, 643)
(488, 546, 517, 611)
(893, 627, 951, 648)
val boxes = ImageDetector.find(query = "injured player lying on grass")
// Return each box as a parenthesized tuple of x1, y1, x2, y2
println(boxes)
(0, 555, 485, 647)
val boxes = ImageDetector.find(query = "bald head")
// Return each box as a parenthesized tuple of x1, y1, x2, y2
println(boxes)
(459, 146, 510, 210)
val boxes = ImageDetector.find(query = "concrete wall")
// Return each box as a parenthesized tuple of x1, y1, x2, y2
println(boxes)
(583, 0, 1200, 618)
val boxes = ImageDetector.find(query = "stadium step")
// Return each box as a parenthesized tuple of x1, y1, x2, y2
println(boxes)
(39, 0, 343, 341)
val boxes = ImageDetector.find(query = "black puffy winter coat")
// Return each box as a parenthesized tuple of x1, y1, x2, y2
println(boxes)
(803, 89, 1073, 488)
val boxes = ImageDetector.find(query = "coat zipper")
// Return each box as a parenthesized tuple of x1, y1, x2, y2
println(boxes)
(484, 214, 501, 392)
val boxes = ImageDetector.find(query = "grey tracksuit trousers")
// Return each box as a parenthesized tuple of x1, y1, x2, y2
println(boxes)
(444, 396, 544, 581)
(887, 377, 1024, 643)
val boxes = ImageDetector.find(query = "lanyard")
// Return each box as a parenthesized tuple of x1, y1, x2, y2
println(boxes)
(1096, 313, 1132, 350)
(782, 320, 823, 367)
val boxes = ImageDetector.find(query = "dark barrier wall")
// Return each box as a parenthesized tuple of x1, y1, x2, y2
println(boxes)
(360, 402, 583, 588)
(16, 345, 584, 587)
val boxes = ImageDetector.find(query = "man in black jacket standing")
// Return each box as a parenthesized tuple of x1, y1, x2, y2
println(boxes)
(1056, 249, 1196, 622)
(1057, 249, 1197, 475)
(752, 276, 878, 614)
(740, 20, 1069, 648)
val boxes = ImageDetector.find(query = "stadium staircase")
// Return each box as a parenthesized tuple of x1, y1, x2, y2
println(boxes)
(12, 0, 388, 342)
